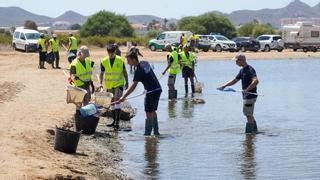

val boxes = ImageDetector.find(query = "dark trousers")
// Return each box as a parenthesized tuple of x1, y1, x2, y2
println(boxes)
(39, 52, 46, 68)
(68, 50, 77, 63)
(53, 51, 60, 67)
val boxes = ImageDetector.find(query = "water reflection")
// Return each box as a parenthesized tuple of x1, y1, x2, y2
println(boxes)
(144, 138, 160, 179)
(182, 99, 194, 118)
(240, 134, 257, 180)
(168, 100, 177, 118)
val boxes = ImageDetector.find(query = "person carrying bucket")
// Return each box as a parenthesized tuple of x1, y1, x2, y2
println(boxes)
(69, 46, 94, 114)
(162, 44, 180, 99)
(98, 44, 129, 130)
(179, 45, 196, 97)
(116, 51, 162, 136)
(218, 54, 259, 134)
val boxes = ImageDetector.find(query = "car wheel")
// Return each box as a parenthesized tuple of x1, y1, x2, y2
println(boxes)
(277, 48, 283, 52)
(293, 49, 297, 52)
(253, 50, 258, 52)
(240, 46, 246, 52)
(24, 45, 29, 52)
(150, 45, 156, 51)
(215, 45, 222, 52)
(303, 47, 308, 53)
(312, 48, 317, 53)
(203, 48, 209, 52)
(264, 45, 270, 52)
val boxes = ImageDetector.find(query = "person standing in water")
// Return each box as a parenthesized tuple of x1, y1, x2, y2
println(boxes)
(179, 45, 196, 97)
(117, 51, 162, 136)
(218, 54, 259, 134)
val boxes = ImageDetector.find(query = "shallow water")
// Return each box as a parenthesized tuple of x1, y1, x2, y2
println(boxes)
(118, 59, 320, 179)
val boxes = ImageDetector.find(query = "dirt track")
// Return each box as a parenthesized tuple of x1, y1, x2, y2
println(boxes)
(0, 47, 319, 179)
(0, 50, 129, 179)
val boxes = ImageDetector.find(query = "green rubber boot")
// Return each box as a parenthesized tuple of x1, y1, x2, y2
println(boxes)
(144, 119, 152, 136)
(153, 117, 160, 136)
(245, 123, 254, 134)
(253, 120, 258, 132)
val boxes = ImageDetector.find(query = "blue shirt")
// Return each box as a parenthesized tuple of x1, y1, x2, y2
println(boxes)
(236, 65, 258, 99)
(133, 61, 162, 93)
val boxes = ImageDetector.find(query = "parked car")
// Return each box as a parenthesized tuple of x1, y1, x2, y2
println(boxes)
(199, 35, 237, 52)
(12, 29, 40, 52)
(232, 37, 260, 52)
(256, 35, 284, 52)
(148, 31, 192, 51)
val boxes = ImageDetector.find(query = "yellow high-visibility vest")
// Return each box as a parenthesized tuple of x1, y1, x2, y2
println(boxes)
(168, 50, 180, 75)
(71, 58, 93, 87)
(179, 51, 194, 69)
(49, 38, 59, 52)
(69, 36, 77, 51)
(37, 38, 47, 52)
(101, 55, 125, 90)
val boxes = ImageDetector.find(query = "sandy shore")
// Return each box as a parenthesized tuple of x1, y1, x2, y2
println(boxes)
(0, 46, 319, 179)
(0, 50, 131, 179)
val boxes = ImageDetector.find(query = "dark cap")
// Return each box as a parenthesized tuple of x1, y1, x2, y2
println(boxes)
(126, 51, 138, 60)
(232, 54, 246, 61)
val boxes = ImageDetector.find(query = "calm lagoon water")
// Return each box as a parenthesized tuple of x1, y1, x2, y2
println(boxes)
(118, 59, 320, 180)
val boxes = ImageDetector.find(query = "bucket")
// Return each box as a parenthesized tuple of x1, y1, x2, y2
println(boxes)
(75, 114, 100, 135)
(66, 85, 87, 105)
(195, 82, 203, 93)
(54, 128, 80, 154)
(168, 90, 178, 99)
(94, 91, 113, 107)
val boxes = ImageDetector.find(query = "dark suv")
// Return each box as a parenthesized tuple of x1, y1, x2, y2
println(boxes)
(232, 37, 260, 52)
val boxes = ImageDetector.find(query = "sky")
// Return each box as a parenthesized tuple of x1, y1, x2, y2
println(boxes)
(0, 0, 319, 18)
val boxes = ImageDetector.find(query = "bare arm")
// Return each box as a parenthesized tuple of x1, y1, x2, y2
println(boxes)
(162, 62, 172, 75)
(218, 78, 240, 90)
(244, 77, 259, 92)
(119, 81, 138, 102)
(123, 67, 129, 89)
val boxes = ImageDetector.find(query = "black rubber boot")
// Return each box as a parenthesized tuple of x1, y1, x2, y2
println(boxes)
(153, 117, 160, 136)
(56, 59, 61, 69)
(75, 110, 81, 116)
(191, 84, 195, 93)
(144, 119, 152, 136)
(245, 123, 254, 134)
(107, 110, 116, 127)
(114, 109, 121, 130)
(184, 85, 188, 96)
(253, 120, 258, 132)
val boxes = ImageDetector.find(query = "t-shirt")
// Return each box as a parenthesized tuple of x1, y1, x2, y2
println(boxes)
(100, 57, 125, 72)
(235, 65, 258, 99)
(133, 61, 162, 93)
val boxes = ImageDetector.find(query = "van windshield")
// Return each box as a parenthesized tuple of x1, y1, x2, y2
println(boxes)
(25, 33, 40, 40)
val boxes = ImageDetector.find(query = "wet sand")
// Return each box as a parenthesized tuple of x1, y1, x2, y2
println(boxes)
(0, 46, 319, 179)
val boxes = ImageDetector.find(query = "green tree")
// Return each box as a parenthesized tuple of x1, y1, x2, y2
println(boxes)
(80, 11, 134, 37)
(177, 12, 236, 38)
(24, 20, 38, 30)
(237, 22, 275, 37)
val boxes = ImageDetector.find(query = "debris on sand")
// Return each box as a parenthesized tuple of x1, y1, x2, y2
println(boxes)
(192, 98, 206, 104)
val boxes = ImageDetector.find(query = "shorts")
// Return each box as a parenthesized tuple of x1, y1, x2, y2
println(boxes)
(182, 67, 194, 78)
(39, 52, 46, 62)
(168, 74, 176, 86)
(144, 91, 161, 112)
(107, 87, 124, 100)
(243, 98, 257, 116)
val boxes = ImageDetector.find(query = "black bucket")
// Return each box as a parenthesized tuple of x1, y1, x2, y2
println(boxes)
(75, 114, 100, 135)
(168, 90, 178, 99)
(54, 128, 80, 154)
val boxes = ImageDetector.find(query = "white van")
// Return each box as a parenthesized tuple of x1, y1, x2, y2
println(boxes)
(12, 29, 40, 52)
(148, 31, 192, 51)
(282, 21, 320, 52)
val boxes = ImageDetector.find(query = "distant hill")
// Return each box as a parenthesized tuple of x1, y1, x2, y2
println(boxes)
(1, 1, 320, 28)
(227, 0, 320, 27)
(53, 11, 88, 25)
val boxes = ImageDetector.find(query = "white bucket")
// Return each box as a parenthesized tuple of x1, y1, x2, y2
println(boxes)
(66, 85, 87, 105)
(195, 82, 204, 93)
(94, 91, 113, 107)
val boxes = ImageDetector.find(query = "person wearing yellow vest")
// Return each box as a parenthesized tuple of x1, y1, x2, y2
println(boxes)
(37, 33, 48, 69)
(69, 46, 94, 113)
(49, 34, 61, 69)
(162, 44, 181, 99)
(189, 32, 199, 52)
(180, 33, 188, 46)
(99, 44, 129, 129)
(179, 45, 196, 97)
(68, 32, 78, 63)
